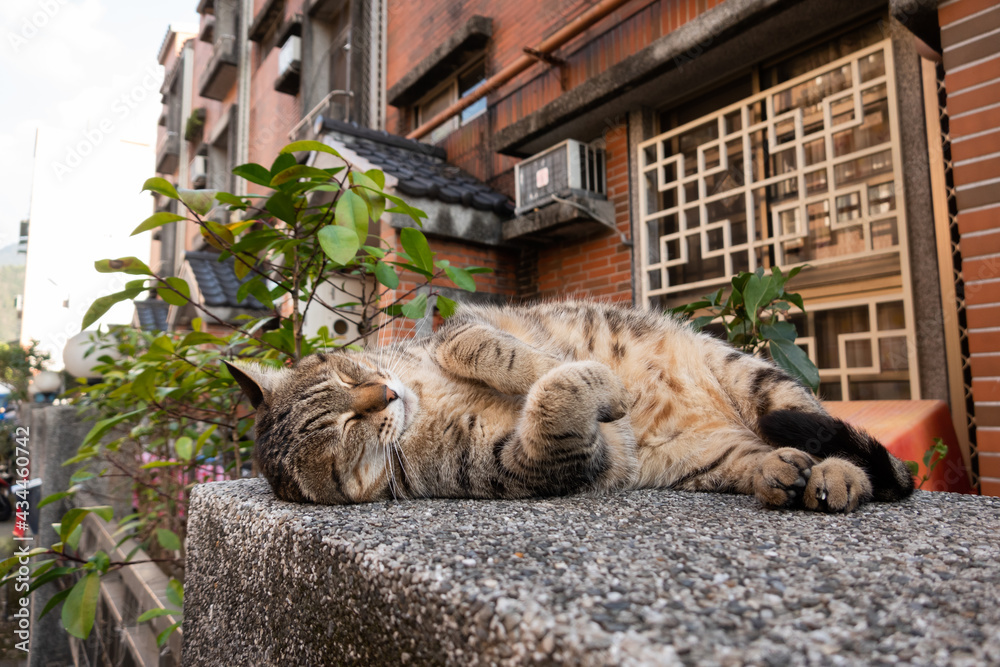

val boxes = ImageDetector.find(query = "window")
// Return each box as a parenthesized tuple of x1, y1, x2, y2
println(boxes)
(638, 33, 920, 401)
(417, 59, 487, 144)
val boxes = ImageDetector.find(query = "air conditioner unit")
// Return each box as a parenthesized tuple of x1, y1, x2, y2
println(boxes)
(301, 277, 366, 346)
(190, 155, 208, 188)
(278, 35, 301, 77)
(515, 139, 606, 215)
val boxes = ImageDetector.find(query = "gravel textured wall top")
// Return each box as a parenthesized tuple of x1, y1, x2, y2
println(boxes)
(183, 478, 1000, 666)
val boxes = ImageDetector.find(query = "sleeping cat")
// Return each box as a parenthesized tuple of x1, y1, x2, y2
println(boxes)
(224, 301, 914, 513)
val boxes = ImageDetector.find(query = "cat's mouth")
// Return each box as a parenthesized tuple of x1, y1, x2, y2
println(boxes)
(388, 380, 418, 432)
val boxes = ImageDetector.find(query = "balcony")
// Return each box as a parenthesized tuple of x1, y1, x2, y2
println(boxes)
(199, 34, 238, 101)
(156, 129, 180, 174)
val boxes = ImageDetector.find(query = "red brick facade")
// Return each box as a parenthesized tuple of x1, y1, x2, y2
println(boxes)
(940, 0, 1000, 495)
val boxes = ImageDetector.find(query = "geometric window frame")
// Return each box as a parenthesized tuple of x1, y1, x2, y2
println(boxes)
(637, 40, 921, 400)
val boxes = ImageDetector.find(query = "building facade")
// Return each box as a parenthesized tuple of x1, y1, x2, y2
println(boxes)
(150, 0, 999, 493)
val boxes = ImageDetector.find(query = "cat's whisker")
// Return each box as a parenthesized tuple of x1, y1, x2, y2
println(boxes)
(392, 441, 415, 497)
(382, 441, 398, 500)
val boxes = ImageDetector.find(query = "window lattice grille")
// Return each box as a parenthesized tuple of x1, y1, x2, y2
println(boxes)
(639, 41, 906, 300)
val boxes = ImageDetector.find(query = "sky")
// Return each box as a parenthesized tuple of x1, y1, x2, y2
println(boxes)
(0, 0, 198, 249)
(0, 0, 199, 365)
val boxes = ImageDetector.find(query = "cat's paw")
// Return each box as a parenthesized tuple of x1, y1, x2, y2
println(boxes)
(536, 361, 632, 423)
(803, 457, 872, 513)
(754, 447, 814, 508)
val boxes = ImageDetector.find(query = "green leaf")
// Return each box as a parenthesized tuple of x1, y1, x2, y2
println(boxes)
(132, 368, 156, 402)
(70, 470, 96, 484)
(156, 529, 182, 551)
(95, 257, 152, 276)
(785, 292, 805, 311)
(760, 321, 798, 341)
(349, 171, 386, 223)
(215, 192, 247, 208)
(436, 295, 457, 318)
(157, 622, 182, 647)
(742, 274, 771, 324)
(178, 189, 217, 216)
(158, 277, 190, 307)
(137, 607, 180, 623)
(400, 228, 433, 273)
(39, 588, 72, 620)
(374, 261, 399, 289)
(131, 212, 187, 236)
(142, 177, 179, 200)
(691, 315, 716, 330)
(317, 225, 360, 266)
(769, 339, 820, 391)
(401, 293, 428, 320)
(445, 266, 476, 292)
(905, 460, 919, 476)
(364, 169, 386, 189)
(232, 163, 273, 187)
(77, 409, 146, 450)
(81, 284, 145, 328)
(270, 152, 297, 176)
(362, 244, 387, 259)
(336, 189, 370, 243)
(62, 572, 101, 639)
(140, 461, 183, 469)
(174, 436, 193, 461)
(265, 191, 298, 224)
(167, 578, 184, 607)
(37, 491, 74, 510)
(200, 219, 235, 250)
(280, 140, 343, 159)
(270, 164, 333, 186)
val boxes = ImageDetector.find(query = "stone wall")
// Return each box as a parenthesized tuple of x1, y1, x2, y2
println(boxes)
(184, 478, 1000, 665)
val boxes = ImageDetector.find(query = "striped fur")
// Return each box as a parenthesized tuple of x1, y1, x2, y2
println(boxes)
(227, 301, 914, 512)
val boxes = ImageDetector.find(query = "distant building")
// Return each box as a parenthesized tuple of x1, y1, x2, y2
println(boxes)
(150, 0, 999, 493)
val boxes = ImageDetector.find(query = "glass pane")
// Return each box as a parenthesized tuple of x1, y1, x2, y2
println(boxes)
(858, 51, 886, 82)
(849, 379, 910, 400)
(820, 381, 843, 401)
(879, 337, 908, 371)
(815, 306, 869, 369)
(647, 269, 662, 291)
(876, 301, 905, 330)
(845, 339, 873, 368)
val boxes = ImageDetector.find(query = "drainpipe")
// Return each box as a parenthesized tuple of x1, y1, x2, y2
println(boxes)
(406, 0, 633, 141)
(235, 0, 253, 196)
(175, 40, 194, 277)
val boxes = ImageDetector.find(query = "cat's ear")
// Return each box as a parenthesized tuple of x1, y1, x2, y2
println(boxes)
(223, 360, 286, 409)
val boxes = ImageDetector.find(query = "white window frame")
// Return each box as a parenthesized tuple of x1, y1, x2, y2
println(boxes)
(416, 58, 487, 142)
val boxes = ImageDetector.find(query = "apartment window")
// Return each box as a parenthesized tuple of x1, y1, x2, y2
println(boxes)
(638, 30, 919, 401)
(417, 59, 487, 144)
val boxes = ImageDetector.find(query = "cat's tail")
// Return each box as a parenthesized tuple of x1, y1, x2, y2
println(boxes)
(758, 410, 915, 502)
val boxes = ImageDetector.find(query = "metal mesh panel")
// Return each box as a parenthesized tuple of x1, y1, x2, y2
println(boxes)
(935, 61, 980, 491)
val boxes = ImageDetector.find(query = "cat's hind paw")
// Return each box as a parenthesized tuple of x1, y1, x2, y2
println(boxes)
(804, 457, 872, 513)
(754, 448, 814, 509)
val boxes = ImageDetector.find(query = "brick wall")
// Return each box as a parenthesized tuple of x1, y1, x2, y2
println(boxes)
(940, 0, 1000, 495)
(535, 121, 633, 302)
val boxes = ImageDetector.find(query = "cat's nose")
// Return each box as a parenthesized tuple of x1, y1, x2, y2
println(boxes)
(385, 387, 398, 402)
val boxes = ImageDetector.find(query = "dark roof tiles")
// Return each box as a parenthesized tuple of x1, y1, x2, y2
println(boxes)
(186, 251, 265, 310)
(319, 118, 514, 217)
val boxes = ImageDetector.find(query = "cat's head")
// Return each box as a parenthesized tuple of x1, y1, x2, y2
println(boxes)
(224, 353, 417, 504)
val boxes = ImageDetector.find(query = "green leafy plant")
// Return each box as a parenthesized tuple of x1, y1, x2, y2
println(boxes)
(1, 139, 489, 646)
(0, 340, 50, 401)
(670, 266, 820, 391)
(905, 437, 948, 489)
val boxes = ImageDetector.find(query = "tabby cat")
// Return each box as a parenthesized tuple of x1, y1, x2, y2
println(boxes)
(225, 301, 914, 513)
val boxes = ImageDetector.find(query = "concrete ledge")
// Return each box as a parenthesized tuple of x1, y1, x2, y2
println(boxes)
(184, 478, 1000, 665)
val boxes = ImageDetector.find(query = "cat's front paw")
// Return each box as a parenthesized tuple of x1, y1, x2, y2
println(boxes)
(535, 361, 632, 423)
(803, 457, 872, 513)
(754, 447, 814, 508)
